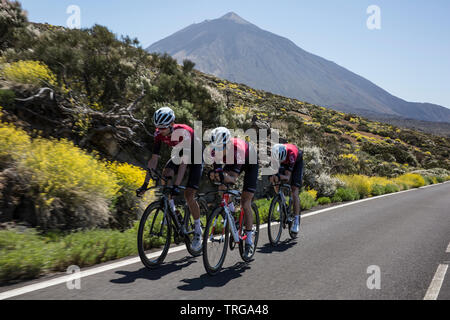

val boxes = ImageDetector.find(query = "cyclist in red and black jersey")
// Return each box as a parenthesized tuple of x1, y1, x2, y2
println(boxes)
(270, 143, 304, 234)
(137, 107, 204, 251)
(208, 127, 259, 259)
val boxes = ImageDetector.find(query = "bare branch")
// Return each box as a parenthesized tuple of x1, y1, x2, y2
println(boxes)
(15, 87, 54, 102)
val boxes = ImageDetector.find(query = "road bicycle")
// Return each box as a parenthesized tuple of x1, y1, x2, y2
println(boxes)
(137, 170, 201, 269)
(202, 184, 260, 275)
(267, 183, 298, 245)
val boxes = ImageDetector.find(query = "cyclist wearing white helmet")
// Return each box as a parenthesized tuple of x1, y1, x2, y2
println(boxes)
(270, 143, 304, 234)
(137, 106, 204, 252)
(208, 127, 259, 260)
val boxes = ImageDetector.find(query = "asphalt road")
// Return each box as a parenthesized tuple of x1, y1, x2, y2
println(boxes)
(2, 182, 450, 300)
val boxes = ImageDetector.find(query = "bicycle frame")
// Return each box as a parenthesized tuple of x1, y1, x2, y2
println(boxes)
(275, 184, 294, 226)
(221, 193, 247, 243)
(208, 190, 246, 245)
(146, 182, 189, 238)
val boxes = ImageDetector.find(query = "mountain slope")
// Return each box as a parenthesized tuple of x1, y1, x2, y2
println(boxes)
(147, 12, 450, 123)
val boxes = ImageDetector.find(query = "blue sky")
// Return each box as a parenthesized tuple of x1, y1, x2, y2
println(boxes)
(19, 0, 450, 108)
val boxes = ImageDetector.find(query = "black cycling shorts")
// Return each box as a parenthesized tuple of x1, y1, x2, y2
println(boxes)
(224, 163, 259, 194)
(279, 155, 303, 188)
(165, 159, 203, 190)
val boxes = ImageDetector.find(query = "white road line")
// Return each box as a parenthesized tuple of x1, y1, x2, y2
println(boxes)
(424, 264, 448, 300)
(1, 180, 449, 300)
(446, 242, 450, 253)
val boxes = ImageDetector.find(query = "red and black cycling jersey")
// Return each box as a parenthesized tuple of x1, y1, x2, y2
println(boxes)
(212, 137, 253, 174)
(281, 144, 300, 172)
(152, 124, 194, 155)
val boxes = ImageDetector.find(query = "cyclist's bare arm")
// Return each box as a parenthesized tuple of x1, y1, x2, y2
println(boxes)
(270, 171, 291, 184)
(139, 154, 160, 193)
(223, 171, 238, 185)
(210, 168, 238, 185)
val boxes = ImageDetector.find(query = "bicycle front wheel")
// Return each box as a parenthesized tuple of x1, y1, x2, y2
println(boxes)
(239, 203, 260, 262)
(183, 205, 202, 257)
(137, 202, 172, 269)
(202, 207, 229, 275)
(267, 195, 284, 246)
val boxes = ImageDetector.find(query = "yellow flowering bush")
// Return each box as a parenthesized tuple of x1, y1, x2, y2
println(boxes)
(339, 154, 359, 162)
(304, 121, 321, 128)
(335, 174, 371, 197)
(369, 176, 393, 187)
(0, 115, 163, 229)
(1, 60, 57, 87)
(19, 138, 120, 206)
(306, 189, 318, 200)
(0, 114, 31, 165)
(393, 173, 425, 189)
(232, 104, 250, 115)
(107, 161, 146, 192)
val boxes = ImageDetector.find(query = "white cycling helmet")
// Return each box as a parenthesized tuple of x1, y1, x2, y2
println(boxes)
(153, 107, 175, 128)
(272, 144, 287, 162)
(210, 127, 231, 149)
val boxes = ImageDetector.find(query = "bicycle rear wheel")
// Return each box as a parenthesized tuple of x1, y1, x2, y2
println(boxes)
(267, 195, 284, 246)
(202, 207, 229, 275)
(137, 202, 172, 269)
(239, 203, 260, 262)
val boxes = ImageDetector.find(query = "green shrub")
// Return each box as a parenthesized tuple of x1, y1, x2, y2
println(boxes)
(254, 198, 270, 224)
(0, 89, 15, 107)
(0, 228, 139, 283)
(0, 229, 57, 282)
(384, 184, 399, 194)
(423, 176, 434, 185)
(371, 184, 385, 196)
(300, 191, 317, 210)
(317, 197, 331, 205)
(334, 187, 360, 202)
(331, 195, 343, 203)
(436, 176, 445, 183)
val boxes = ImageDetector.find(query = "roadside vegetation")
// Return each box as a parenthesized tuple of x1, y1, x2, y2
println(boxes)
(1, 1, 450, 284)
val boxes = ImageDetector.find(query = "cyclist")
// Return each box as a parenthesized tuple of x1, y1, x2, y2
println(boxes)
(137, 107, 204, 251)
(208, 127, 259, 259)
(269, 143, 304, 234)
